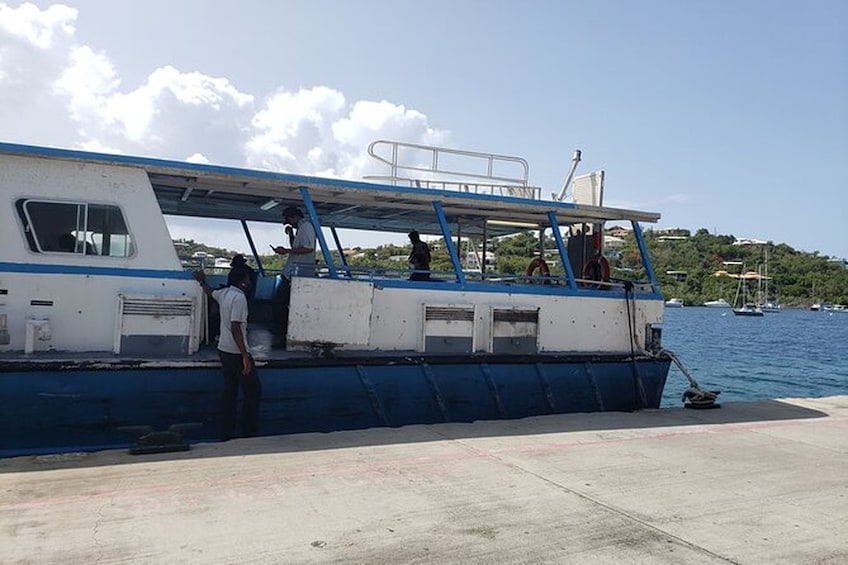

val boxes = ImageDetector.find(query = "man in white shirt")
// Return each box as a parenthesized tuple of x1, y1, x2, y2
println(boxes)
(271, 205, 317, 346)
(194, 267, 261, 440)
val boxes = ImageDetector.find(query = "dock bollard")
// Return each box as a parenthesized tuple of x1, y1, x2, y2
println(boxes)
(118, 423, 203, 455)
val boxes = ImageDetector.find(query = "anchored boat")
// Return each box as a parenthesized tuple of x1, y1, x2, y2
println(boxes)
(730, 264, 764, 317)
(0, 140, 672, 457)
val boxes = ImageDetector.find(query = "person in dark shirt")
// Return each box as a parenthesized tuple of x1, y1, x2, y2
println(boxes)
(407, 230, 431, 281)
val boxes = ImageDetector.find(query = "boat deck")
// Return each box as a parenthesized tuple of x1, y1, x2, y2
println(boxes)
(0, 324, 658, 368)
(2, 395, 845, 564)
(0, 326, 314, 366)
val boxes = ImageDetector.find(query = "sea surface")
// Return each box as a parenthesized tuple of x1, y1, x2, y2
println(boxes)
(658, 307, 848, 407)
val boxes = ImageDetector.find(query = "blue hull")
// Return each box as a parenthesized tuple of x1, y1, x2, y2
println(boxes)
(0, 356, 670, 457)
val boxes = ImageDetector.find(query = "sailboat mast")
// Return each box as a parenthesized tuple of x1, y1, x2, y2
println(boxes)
(763, 245, 768, 303)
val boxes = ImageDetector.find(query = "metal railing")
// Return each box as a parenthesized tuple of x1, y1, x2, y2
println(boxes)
(364, 140, 541, 200)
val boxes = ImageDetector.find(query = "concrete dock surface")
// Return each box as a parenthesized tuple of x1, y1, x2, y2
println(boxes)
(2, 396, 846, 564)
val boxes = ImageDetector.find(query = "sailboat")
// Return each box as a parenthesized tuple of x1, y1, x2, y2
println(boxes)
(731, 263, 763, 317)
(758, 246, 781, 312)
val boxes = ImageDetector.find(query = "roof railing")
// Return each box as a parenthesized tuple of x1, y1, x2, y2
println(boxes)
(364, 140, 541, 200)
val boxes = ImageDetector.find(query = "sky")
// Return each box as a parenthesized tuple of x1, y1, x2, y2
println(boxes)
(1, 0, 846, 258)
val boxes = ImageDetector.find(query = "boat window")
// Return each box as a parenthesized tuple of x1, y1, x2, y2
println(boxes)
(17, 199, 135, 257)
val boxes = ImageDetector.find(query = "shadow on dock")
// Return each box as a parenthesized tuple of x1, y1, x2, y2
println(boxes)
(0, 397, 833, 473)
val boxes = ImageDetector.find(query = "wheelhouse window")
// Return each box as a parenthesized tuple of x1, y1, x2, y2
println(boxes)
(17, 199, 135, 257)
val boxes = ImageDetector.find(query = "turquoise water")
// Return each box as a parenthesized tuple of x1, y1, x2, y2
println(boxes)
(659, 308, 848, 407)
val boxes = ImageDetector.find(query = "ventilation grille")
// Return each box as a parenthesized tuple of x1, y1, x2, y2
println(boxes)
(425, 306, 475, 322)
(493, 309, 539, 323)
(122, 297, 194, 316)
(491, 307, 539, 355)
(115, 295, 198, 355)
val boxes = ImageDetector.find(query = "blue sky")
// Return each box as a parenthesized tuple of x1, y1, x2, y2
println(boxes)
(2, 0, 846, 257)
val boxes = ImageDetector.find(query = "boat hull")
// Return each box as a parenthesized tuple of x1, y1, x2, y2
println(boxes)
(732, 309, 764, 317)
(0, 355, 670, 457)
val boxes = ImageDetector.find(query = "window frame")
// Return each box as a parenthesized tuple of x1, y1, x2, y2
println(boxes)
(16, 198, 136, 258)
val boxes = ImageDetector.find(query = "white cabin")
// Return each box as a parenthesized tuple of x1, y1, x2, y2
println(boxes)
(0, 142, 666, 360)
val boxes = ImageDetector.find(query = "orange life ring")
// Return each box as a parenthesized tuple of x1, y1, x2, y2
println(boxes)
(581, 255, 611, 289)
(526, 257, 551, 284)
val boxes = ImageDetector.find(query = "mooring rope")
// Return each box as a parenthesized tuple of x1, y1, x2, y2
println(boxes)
(623, 283, 719, 409)
(623, 281, 647, 408)
(658, 348, 721, 408)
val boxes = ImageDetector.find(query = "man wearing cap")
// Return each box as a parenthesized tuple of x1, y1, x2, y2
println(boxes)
(271, 206, 316, 344)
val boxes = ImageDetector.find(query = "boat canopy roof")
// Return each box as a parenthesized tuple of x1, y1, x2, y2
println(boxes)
(0, 142, 661, 238)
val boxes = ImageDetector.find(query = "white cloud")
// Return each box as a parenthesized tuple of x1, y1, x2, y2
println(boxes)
(245, 86, 347, 173)
(76, 138, 124, 154)
(332, 100, 448, 179)
(53, 57, 257, 162)
(0, 2, 450, 251)
(1, 2, 448, 175)
(242, 88, 450, 181)
(185, 152, 210, 164)
(335, 100, 444, 149)
(0, 2, 75, 48)
(0, 2, 77, 112)
(53, 45, 120, 127)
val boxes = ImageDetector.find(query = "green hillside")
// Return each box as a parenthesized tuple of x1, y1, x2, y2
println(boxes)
(626, 229, 847, 307)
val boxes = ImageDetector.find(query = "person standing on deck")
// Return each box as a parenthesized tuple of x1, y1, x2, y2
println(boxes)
(271, 205, 317, 346)
(194, 267, 261, 440)
(407, 230, 431, 281)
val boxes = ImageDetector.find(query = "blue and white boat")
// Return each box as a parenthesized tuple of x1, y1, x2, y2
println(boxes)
(0, 140, 672, 457)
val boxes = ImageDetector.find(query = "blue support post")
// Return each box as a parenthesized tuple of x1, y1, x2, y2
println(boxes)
(547, 211, 576, 289)
(633, 221, 660, 294)
(433, 201, 465, 285)
(240, 219, 265, 277)
(300, 186, 338, 279)
(330, 227, 349, 277)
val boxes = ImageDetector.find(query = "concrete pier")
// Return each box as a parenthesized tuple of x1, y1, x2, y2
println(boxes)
(2, 396, 846, 564)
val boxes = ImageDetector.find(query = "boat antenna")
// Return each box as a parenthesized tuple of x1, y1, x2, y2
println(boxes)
(553, 149, 582, 202)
